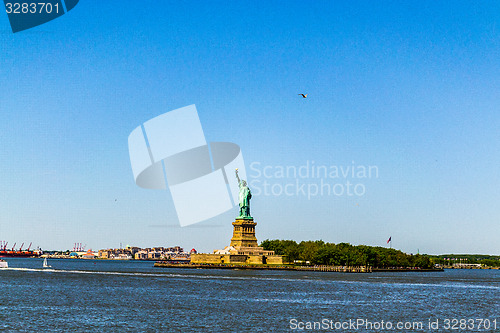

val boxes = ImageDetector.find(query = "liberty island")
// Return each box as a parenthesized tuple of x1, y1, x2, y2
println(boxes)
(155, 169, 438, 272)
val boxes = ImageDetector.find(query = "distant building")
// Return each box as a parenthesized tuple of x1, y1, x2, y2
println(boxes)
(148, 251, 162, 259)
(82, 250, 97, 259)
(114, 253, 132, 260)
(214, 246, 236, 255)
(134, 250, 148, 260)
(98, 245, 191, 260)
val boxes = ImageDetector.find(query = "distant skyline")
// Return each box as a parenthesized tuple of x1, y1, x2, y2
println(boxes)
(1, 1, 499, 255)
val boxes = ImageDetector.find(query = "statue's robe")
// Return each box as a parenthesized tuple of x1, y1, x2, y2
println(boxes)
(239, 184, 251, 216)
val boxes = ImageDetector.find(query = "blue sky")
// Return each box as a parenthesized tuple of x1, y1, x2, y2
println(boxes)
(1, 1, 499, 254)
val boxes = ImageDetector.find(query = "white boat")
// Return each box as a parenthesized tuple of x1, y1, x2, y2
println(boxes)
(43, 257, 51, 268)
(0, 259, 8, 268)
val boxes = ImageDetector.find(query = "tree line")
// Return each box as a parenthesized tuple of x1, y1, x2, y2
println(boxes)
(429, 254, 500, 267)
(260, 239, 433, 268)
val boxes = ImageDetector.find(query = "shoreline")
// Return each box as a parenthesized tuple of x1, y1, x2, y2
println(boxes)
(5, 257, 498, 270)
(153, 262, 446, 272)
(154, 262, 371, 272)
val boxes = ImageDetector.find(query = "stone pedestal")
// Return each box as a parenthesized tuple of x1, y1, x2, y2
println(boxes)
(230, 218, 258, 248)
(190, 216, 284, 265)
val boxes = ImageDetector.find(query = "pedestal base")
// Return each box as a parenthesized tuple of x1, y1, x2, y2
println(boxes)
(230, 218, 258, 248)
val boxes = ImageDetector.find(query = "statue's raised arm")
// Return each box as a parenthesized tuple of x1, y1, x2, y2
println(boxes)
(235, 168, 241, 185)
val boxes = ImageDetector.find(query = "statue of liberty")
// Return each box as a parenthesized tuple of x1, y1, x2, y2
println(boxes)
(235, 168, 252, 218)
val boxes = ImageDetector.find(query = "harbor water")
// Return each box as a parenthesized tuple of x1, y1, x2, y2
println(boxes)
(0, 258, 498, 332)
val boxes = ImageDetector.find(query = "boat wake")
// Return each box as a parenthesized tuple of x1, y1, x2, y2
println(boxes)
(2, 267, 498, 290)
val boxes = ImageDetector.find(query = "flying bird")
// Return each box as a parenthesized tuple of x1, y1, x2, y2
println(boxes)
(298, 94, 308, 98)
